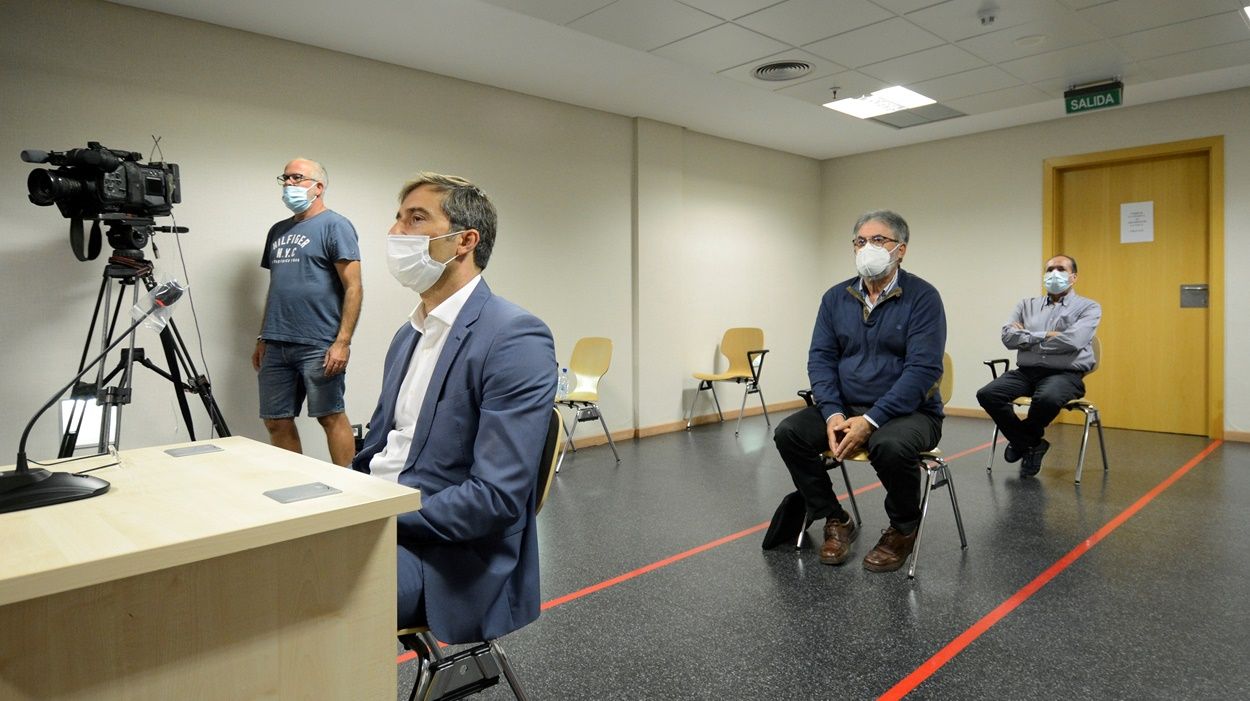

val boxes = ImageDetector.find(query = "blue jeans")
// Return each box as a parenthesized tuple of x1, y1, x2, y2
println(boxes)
(258, 340, 345, 419)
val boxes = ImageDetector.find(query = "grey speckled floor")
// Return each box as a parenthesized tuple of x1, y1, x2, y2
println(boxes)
(396, 411, 1250, 700)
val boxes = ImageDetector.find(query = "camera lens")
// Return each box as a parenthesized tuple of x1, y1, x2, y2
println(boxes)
(27, 169, 81, 206)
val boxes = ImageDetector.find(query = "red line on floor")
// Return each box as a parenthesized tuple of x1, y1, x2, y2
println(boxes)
(879, 440, 1224, 701)
(398, 439, 996, 665)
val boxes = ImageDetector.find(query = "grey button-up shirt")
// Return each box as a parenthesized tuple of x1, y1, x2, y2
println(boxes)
(1001, 290, 1101, 372)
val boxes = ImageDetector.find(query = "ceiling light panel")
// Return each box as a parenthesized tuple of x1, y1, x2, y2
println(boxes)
(774, 69, 889, 105)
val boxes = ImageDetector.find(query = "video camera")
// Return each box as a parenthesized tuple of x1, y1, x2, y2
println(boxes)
(22, 142, 180, 220)
(21, 142, 184, 260)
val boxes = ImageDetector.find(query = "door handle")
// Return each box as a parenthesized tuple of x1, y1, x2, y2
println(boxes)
(1180, 284, 1208, 308)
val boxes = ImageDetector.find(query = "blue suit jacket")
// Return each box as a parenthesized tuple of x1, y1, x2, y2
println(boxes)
(352, 280, 556, 643)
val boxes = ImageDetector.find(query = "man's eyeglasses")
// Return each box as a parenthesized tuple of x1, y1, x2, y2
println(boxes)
(277, 174, 318, 185)
(851, 235, 899, 248)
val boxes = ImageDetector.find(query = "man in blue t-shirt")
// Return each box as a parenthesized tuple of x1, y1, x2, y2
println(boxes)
(252, 158, 362, 466)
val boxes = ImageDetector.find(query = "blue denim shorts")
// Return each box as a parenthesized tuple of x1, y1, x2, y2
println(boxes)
(258, 340, 346, 419)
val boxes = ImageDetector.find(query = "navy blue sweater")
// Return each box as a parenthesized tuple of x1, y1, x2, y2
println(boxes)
(808, 268, 947, 427)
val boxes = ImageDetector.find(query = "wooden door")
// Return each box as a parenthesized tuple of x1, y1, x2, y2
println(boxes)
(1045, 138, 1223, 437)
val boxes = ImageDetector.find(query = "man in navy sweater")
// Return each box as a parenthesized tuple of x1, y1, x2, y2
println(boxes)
(774, 210, 947, 573)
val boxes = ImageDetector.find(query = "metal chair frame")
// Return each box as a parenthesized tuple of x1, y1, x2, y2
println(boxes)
(792, 353, 966, 578)
(556, 337, 619, 471)
(983, 358, 1109, 484)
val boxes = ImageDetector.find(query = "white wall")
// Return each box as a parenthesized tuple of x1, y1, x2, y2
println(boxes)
(634, 121, 822, 431)
(0, 0, 635, 462)
(0, 0, 822, 465)
(821, 87, 1250, 432)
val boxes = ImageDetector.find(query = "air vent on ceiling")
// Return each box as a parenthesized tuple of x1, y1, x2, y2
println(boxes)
(752, 60, 812, 82)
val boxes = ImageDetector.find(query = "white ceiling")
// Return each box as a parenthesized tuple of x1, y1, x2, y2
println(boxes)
(108, 0, 1250, 158)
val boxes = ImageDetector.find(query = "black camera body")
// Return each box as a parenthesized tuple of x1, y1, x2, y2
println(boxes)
(23, 142, 180, 220)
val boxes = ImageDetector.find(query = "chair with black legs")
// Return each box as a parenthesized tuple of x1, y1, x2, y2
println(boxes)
(396, 406, 563, 701)
(685, 327, 770, 435)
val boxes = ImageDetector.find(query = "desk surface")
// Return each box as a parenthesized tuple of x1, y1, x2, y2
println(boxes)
(0, 436, 420, 607)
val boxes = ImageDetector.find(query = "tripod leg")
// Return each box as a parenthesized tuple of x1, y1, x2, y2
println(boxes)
(158, 326, 197, 441)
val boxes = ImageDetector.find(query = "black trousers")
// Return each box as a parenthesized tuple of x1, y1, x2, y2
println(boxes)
(976, 367, 1085, 448)
(774, 406, 942, 533)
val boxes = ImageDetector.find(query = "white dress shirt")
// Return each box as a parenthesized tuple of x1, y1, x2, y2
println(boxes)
(369, 275, 482, 483)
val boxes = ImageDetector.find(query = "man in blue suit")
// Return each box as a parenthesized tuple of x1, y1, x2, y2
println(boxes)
(351, 172, 556, 644)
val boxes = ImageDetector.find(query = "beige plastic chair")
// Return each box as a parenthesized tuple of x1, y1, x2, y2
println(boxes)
(685, 327, 770, 435)
(556, 337, 619, 470)
(799, 352, 966, 579)
(396, 407, 563, 701)
(984, 336, 1108, 484)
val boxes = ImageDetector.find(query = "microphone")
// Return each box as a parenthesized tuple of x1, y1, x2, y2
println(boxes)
(0, 280, 186, 514)
(20, 149, 50, 164)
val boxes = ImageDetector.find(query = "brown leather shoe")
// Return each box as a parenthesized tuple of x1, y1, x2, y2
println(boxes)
(862, 526, 918, 573)
(819, 515, 858, 565)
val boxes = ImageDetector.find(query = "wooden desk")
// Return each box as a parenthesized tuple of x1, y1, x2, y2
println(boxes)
(0, 436, 421, 700)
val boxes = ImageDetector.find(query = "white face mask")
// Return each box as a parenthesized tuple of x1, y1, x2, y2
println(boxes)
(1044, 270, 1072, 294)
(855, 243, 894, 280)
(386, 231, 464, 293)
(282, 184, 317, 213)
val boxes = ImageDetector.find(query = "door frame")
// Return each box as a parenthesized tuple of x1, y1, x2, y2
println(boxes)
(1042, 136, 1224, 439)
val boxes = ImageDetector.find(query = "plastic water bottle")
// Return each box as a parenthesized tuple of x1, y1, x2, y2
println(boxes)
(557, 368, 569, 400)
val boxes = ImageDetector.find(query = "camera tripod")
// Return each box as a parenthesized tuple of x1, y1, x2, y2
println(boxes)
(58, 220, 229, 457)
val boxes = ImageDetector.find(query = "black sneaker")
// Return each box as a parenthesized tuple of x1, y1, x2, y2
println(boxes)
(1020, 439, 1050, 477)
(1004, 442, 1024, 463)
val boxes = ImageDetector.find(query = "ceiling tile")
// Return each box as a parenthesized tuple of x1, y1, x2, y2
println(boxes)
(736, 0, 893, 46)
(653, 23, 790, 71)
(957, 13, 1104, 63)
(480, 0, 616, 25)
(998, 40, 1132, 83)
(676, 0, 786, 20)
(717, 49, 848, 88)
(944, 83, 1052, 113)
(869, 0, 953, 14)
(1077, 0, 1240, 38)
(568, 0, 722, 51)
(905, 0, 1064, 42)
(1054, 0, 1114, 9)
(910, 65, 1022, 101)
(774, 69, 891, 104)
(859, 43, 987, 84)
(1113, 12, 1250, 62)
(1140, 39, 1250, 80)
(803, 17, 945, 68)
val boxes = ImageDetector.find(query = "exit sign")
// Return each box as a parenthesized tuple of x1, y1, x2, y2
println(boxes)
(1065, 82, 1123, 114)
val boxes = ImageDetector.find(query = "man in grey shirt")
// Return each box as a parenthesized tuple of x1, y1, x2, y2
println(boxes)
(976, 255, 1101, 477)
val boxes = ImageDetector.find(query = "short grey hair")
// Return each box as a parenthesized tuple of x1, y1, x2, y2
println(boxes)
(399, 172, 497, 270)
(853, 209, 910, 245)
(291, 158, 328, 187)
